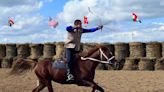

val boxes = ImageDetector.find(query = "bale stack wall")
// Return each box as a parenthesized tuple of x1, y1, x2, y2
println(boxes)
(0, 42, 164, 70)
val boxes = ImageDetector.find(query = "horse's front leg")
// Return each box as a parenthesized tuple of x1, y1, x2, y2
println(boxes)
(91, 82, 104, 92)
(77, 80, 104, 92)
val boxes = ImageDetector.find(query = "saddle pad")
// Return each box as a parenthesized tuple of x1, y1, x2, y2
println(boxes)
(52, 60, 68, 69)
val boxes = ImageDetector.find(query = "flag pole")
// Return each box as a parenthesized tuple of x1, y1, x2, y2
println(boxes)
(131, 32, 134, 42)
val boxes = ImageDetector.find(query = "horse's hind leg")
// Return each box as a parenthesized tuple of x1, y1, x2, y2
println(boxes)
(44, 80, 54, 92)
(32, 80, 46, 92)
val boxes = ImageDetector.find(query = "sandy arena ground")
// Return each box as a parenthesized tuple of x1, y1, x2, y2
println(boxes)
(1, 69, 164, 92)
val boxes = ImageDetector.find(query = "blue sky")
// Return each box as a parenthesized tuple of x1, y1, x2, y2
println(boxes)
(39, 0, 67, 17)
(0, 0, 164, 43)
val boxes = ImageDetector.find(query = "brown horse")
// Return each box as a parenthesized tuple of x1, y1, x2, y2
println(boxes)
(10, 45, 119, 92)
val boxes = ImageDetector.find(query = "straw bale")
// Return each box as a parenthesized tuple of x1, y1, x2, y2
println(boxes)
(53, 42, 65, 60)
(114, 43, 129, 61)
(0, 44, 6, 59)
(138, 57, 156, 70)
(43, 43, 55, 59)
(129, 42, 145, 58)
(17, 44, 30, 58)
(5, 44, 17, 58)
(123, 57, 139, 70)
(1, 58, 13, 68)
(155, 57, 164, 70)
(29, 44, 43, 59)
(146, 42, 161, 58)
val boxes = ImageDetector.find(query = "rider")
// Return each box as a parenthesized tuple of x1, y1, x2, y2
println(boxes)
(65, 19, 103, 81)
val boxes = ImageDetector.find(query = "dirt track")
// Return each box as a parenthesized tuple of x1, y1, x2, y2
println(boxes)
(1, 69, 164, 92)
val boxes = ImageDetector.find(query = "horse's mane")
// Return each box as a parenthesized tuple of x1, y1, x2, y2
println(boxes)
(82, 45, 108, 57)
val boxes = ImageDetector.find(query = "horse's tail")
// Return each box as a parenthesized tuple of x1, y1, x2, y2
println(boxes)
(10, 58, 37, 75)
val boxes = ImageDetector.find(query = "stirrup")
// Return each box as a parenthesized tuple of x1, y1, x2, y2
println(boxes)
(66, 74, 74, 81)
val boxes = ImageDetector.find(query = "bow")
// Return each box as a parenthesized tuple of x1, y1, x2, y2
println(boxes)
(88, 7, 103, 31)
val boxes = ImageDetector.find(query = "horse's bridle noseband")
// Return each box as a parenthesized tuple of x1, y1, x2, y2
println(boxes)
(99, 48, 115, 64)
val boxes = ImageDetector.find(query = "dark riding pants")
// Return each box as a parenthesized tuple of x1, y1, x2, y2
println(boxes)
(66, 48, 75, 74)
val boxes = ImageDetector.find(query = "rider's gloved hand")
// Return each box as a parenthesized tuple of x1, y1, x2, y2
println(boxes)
(98, 25, 103, 30)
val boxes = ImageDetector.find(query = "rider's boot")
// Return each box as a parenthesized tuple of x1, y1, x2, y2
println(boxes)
(66, 64, 74, 82)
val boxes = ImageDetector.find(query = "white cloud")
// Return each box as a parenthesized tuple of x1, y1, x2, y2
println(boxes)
(0, 1, 43, 15)
(56, 0, 164, 43)
(0, 0, 64, 43)
(1, 0, 164, 43)
(58, 0, 164, 23)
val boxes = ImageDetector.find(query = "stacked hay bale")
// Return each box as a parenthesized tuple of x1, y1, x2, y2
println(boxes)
(43, 43, 55, 59)
(0, 59, 1, 68)
(5, 44, 17, 59)
(144, 42, 161, 70)
(123, 42, 145, 70)
(129, 42, 146, 58)
(146, 42, 161, 58)
(1, 58, 13, 68)
(29, 44, 43, 60)
(138, 57, 155, 70)
(53, 42, 65, 61)
(114, 43, 129, 60)
(161, 42, 164, 57)
(16, 44, 30, 59)
(157, 42, 164, 70)
(0, 44, 6, 59)
(114, 43, 129, 69)
(0, 44, 6, 68)
(1, 44, 17, 68)
(155, 58, 164, 70)
(123, 57, 139, 70)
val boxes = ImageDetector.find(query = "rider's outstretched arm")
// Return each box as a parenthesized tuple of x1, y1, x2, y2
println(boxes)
(82, 25, 103, 33)
(82, 27, 99, 33)
(66, 26, 102, 33)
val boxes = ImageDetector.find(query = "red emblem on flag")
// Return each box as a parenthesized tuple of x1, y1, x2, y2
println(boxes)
(83, 16, 88, 24)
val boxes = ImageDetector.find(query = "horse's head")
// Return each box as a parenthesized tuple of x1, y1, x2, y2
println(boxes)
(98, 46, 119, 70)
(81, 45, 119, 70)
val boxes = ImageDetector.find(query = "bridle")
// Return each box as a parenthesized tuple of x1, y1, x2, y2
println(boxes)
(81, 48, 115, 64)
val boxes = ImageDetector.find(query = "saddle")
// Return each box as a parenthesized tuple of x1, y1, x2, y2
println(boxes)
(52, 59, 68, 69)
(52, 54, 81, 69)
